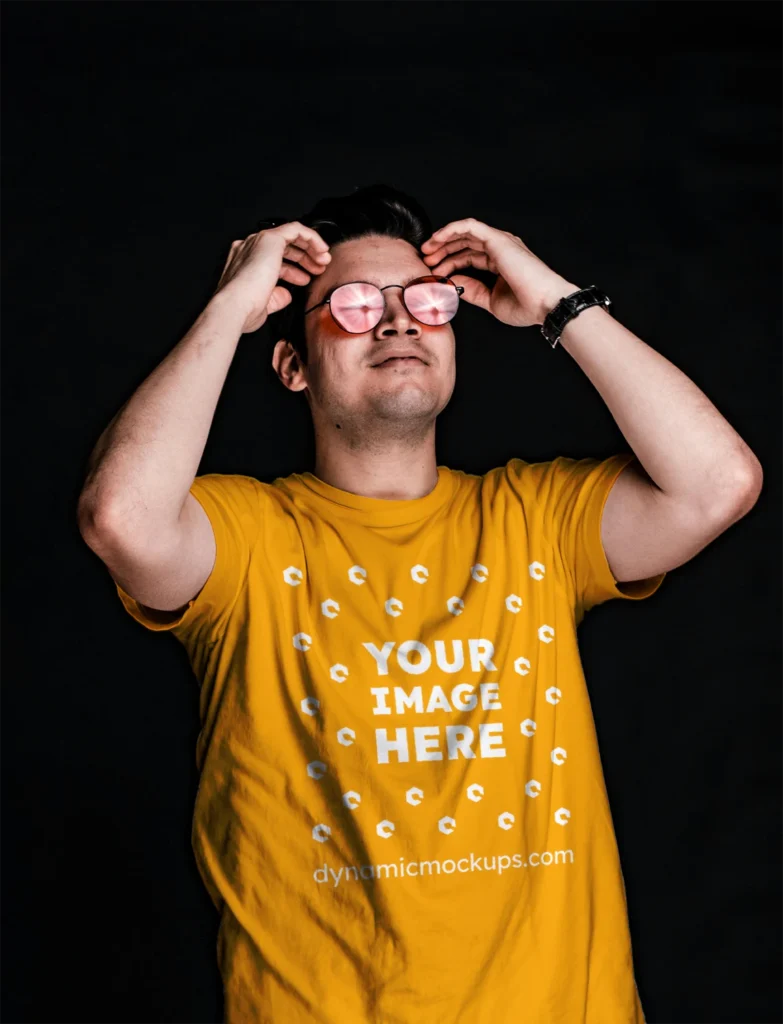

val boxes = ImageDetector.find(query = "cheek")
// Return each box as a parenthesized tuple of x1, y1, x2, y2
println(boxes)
(318, 316, 348, 343)
(305, 313, 346, 362)
(430, 326, 456, 364)
(316, 342, 362, 384)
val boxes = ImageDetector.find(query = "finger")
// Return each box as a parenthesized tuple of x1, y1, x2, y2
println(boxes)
(281, 242, 330, 275)
(422, 218, 488, 250)
(422, 236, 478, 265)
(452, 274, 492, 312)
(266, 284, 294, 316)
(277, 261, 312, 286)
(429, 249, 491, 278)
(274, 221, 331, 266)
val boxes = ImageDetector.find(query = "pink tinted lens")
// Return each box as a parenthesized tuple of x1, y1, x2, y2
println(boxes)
(330, 282, 385, 333)
(404, 278, 459, 325)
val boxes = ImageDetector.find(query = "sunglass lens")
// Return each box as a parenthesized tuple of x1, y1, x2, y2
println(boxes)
(404, 278, 460, 325)
(330, 282, 384, 333)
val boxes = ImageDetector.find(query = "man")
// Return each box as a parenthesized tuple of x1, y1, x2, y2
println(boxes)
(78, 184, 762, 1022)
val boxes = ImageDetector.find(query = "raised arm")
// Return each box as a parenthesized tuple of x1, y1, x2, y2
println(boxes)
(77, 221, 332, 613)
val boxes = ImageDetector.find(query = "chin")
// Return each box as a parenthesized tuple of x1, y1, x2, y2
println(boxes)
(369, 391, 442, 419)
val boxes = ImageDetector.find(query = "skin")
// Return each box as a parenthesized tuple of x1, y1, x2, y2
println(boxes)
(272, 234, 457, 501)
(272, 218, 764, 593)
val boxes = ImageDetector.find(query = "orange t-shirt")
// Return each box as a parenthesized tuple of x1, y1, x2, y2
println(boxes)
(115, 454, 666, 1023)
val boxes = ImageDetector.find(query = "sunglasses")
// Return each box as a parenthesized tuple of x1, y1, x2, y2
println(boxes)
(303, 276, 464, 334)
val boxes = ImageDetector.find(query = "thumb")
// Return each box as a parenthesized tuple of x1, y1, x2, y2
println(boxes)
(267, 285, 294, 316)
(244, 285, 293, 334)
(452, 275, 491, 313)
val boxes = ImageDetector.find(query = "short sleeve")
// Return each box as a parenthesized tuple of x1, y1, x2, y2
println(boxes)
(504, 453, 667, 616)
(113, 473, 263, 643)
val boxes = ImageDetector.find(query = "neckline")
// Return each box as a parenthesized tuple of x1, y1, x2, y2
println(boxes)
(282, 464, 456, 526)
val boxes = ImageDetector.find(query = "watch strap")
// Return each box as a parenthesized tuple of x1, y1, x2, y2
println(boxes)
(541, 285, 613, 348)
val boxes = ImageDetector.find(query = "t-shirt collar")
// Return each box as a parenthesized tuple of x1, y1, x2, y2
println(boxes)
(280, 464, 455, 526)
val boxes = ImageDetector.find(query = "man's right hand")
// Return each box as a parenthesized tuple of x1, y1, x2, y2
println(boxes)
(212, 221, 332, 334)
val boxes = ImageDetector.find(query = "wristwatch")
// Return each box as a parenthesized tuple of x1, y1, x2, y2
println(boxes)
(541, 285, 613, 349)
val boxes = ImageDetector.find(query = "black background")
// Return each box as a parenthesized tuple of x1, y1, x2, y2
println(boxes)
(2, 3, 781, 1022)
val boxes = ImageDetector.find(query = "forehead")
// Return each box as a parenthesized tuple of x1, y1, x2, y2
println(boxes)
(309, 235, 428, 300)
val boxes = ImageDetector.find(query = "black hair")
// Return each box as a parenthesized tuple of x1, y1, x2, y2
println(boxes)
(260, 183, 433, 365)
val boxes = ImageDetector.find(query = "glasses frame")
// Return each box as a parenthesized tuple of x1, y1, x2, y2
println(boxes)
(303, 276, 465, 334)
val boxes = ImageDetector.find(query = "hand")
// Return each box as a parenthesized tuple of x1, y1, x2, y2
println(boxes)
(420, 217, 578, 328)
(211, 221, 331, 334)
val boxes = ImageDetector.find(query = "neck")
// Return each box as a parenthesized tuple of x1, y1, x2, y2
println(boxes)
(312, 429, 440, 501)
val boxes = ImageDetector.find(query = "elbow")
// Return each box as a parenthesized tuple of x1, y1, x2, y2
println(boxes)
(738, 457, 764, 507)
(714, 459, 764, 520)
(77, 494, 118, 549)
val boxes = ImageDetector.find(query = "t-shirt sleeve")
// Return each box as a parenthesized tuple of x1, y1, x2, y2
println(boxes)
(113, 473, 263, 643)
(504, 453, 667, 616)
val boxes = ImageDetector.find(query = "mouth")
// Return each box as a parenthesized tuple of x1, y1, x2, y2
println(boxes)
(371, 356, 426, 368)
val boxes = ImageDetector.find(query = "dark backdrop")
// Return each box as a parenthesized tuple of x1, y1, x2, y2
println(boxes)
(2, 3, 780, 1022)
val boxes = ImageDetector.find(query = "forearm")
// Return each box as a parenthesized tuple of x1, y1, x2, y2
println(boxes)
(78, 293, 248, 538)
(546, 287, 762, 514)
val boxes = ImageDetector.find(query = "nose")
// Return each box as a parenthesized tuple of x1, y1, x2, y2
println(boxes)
(374, 290, 421, 337)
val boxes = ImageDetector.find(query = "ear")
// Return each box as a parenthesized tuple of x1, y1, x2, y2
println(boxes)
(272, 338, 308, 393)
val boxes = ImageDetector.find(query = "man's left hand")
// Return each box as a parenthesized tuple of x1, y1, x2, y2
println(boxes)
(420, 218, 578, 328)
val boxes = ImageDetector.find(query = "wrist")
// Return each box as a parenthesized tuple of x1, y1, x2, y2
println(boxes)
(206, 287, 256, 333)
(536, 280, 580, 325)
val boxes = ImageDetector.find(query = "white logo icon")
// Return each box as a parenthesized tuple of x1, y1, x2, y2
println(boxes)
(505, 594, 522, 613)
(528, 561, 546, 581)
(330, 664, 349, 684)
(385, 597, 403, 617)
(301, 697, 320, 717)
(312, 824, 331, 843)
(283, 566, 303, 586)
(348, 565, 367, 586)
(321, 598, 340, 618)
(293, 632, 312, 651)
